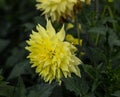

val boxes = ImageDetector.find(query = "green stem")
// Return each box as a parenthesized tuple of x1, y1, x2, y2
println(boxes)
(75, 16, 81, 58)
(95, 33, 100, 46)
(101, 5, 116, 31)
(107, 6, 116, 31)
(95, 0, 99, 20)
(105, 26, 112, 73)
(101, 5, 115, 70)
(101, 6, 107, 18)
(94, 0, 100, 46)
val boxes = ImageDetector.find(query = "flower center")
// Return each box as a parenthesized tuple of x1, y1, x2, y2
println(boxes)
(49, 50, 56, 59)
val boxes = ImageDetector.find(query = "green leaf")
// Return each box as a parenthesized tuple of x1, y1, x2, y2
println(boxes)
(82, 64, 102, 92)
(108, 29, 120, 47)
(27, 83, 56, 97)
(8, 60, 32, 80)
(0, 82, 14, 97)
(6, 47, 26, 68)
(88, 26, 106, 35)
(83, 92, 95, 97)
(13, 77, 26, 97)
(82, 64, 96, 79)
(0, 0, 6, 8)
(102, 17, 117, 24)
(23, 23, 35, 31)
(92, 78, 101, 92)
(114, 0, 120, 13)
(34, 16, 46, 26)
(63, 77, 89, 96)
(0, 39, 10, 53)
(89, 47, 106, 63)
(112, 91, 120, 97)
(0, 75, 4, 83)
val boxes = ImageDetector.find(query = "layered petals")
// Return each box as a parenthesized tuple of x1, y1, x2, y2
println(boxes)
(26, 19, 82, 84)
(36, 0, 85, 21)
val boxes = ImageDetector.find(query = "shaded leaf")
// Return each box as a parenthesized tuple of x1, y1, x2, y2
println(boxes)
(27, 83, 56, 97)
(0, 0, 6, 8)
(88, 26, 106, 35)
(0, 39, 10, 53)
(112, 91, 120, 97)
(6, 47, 26, 68)
(0, 82, 14, 97)
(34, 16, 46, 26)
(92, 78, 101, 92)
(24, 23, 35, 31)
(8, 60, 32, 80)
(13, 77, 26, 97)
(82, 64, 96, 79)
(83, 92, 95, 97)
(89, 47, 106, 63)
(102, 17, 117, 24)
(63, 77, 89, 96)
(108, 29, 120, 47)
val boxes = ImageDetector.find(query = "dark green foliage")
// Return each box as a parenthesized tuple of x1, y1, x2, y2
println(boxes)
(0, 0, 120, 97)
(63, 76, 90, 96)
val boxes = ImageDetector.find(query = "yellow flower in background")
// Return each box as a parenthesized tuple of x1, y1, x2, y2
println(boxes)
(66, 23, 74, 30)
(26, 19, 82, 84)
(66, 34, 82, 46)
(36, 0, 85, 21)
(108, 0, 113, 2)
(85, 0, 91, 5)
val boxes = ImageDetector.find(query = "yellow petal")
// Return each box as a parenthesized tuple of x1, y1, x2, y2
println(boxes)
(46, 19, 56, 36)
(69, 65, 81, 77)
(51, 64, 57, 76)
(85, 0, 91, 5)
(60, 63, 69, 72)
(66, 23, 74, 30)
(56, 69, 62, 81)
(26, 19, 82, 85)
(56, 25, 65, 41)
(66, 34, 74, 42)
(63, 71, 68, 78)
(73, 39, 82, 46)
(36, 24, 48, 38)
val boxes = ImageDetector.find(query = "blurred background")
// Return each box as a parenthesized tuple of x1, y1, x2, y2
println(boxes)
(0, 0, 120, 97)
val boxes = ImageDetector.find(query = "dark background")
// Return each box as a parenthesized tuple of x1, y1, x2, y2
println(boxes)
(0, 0, 120, 97)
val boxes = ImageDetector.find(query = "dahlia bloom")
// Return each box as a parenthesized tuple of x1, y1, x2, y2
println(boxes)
(36, 0, 85, 21)
(25, 19, 82, 84)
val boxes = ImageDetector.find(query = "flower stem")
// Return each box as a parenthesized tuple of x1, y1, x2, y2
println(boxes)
(95, 0, 100, 46)
(75, 16, 81, 58)
(101, 5, 116, 31)
(95, 33, 100, 46)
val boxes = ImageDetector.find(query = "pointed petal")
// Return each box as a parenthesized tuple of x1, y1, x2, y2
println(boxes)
(36, 24, 48, 38)
(56, 69, 62, 81)
(46, 19, 56, 36)
(75, 66, 81, 77)
(56, 25, 65, 41)
(69, 65, 81, 77)
(60, 63, 69, 72)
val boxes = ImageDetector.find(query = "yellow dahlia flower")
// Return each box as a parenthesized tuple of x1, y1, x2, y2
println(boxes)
(36, 0, 85, 21)
(25, 19, 82, 84)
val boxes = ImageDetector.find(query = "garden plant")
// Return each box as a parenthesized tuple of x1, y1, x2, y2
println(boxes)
(0, 0, 120, 97)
